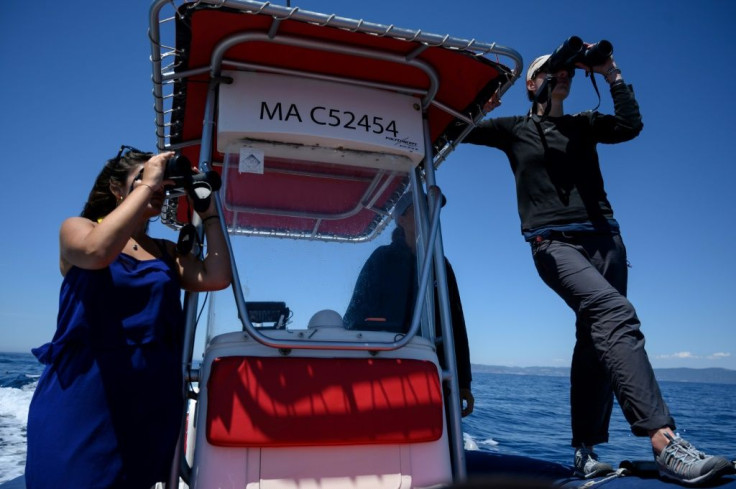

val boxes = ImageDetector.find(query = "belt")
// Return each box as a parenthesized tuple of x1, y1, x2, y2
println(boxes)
(533, 230, 616, 242)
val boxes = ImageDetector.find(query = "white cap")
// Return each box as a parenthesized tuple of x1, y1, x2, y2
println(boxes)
(526, 54, 551, 82)
(394, 192, 414, 217)
(393, 192, 446, 217)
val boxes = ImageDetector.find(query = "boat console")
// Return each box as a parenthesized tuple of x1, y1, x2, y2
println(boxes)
(147, 1, 522, 486)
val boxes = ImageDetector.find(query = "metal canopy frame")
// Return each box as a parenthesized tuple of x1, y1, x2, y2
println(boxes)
(149, 0, 522, 154)
(146, 0, 522, 349)
(149, 1, 521, 242)
(147, 1, 523, 484)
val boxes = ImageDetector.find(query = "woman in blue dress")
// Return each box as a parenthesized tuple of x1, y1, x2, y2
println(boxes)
(25, 147, 232, 488)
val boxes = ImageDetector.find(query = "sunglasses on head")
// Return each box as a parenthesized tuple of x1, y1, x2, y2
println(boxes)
(113, 145, 145, 166)
(112, 145, 148, 193)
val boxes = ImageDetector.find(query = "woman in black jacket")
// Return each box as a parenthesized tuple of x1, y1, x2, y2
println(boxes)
(457, 48, 730, 485)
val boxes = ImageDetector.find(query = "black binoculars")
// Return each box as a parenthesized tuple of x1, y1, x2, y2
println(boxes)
(164, 154, 222, 212)
(547, 36, 613, 74)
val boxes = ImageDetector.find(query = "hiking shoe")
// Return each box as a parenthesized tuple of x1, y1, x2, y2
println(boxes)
(574, 445, 614, 479)
(654, 433, 731, 486)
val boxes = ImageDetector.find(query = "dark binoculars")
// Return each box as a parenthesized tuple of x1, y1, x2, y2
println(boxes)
(164, 154, 222, 212)
(547, 36, 613, 73)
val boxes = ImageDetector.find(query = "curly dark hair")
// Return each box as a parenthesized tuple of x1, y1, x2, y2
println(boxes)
(81, 148, 153, 221)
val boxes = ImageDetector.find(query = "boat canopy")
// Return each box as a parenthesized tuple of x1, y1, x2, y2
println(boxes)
(150, 0, 522, 241)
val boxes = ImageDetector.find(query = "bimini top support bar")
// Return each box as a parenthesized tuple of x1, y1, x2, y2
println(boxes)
(208, 32, 440, 110)
(153, 0, 523, 59)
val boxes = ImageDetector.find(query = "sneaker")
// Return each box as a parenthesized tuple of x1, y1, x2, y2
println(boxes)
(574, 445, 614, 479)
(654, 433, 731, 486)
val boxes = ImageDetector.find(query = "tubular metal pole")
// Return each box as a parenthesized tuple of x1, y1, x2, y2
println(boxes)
(421, 117, 466, 482)
(167, 68, 225, 489)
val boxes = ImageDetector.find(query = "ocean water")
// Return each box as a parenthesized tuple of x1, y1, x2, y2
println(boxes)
(462, 372, 736, 466)
(0, 353, 43, 483)
(1, 352, 735, 484)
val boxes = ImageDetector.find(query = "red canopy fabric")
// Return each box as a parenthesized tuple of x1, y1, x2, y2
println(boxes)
(166, 5, 512, 237)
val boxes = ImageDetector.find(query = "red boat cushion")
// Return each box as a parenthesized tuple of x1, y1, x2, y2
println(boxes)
(206, 356, 444, 447)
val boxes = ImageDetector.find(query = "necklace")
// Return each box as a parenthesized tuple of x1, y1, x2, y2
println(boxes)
(131, 232, 146, 251)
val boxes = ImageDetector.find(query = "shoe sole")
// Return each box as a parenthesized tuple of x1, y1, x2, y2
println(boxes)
(658, 460, 733, 486)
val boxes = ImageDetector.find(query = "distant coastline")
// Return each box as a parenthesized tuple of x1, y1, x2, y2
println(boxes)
(4, 351, 735, 385)
(472, 364, 736, 385)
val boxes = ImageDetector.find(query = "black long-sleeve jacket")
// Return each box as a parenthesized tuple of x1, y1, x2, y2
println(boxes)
(461, 81, 643, 233)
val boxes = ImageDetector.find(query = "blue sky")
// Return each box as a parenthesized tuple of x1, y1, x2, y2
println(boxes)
(1, 0, 735, 370)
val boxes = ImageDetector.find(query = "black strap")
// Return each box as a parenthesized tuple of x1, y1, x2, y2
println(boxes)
(588, 71, 602, 111)
(153, 238, 167, 255)
(176, 224, 198, 256)
(531, 76, 556, 120)
(154, 237, 179, 269)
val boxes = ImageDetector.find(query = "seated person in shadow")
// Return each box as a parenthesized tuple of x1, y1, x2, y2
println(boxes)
(344, 193, 474, 416)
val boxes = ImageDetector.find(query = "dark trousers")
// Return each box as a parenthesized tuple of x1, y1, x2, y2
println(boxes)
(531, 233, 675, 446)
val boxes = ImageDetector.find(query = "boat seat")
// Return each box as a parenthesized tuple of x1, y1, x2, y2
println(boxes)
(191, 338, 453, 488)
(206, 355, 443, 447)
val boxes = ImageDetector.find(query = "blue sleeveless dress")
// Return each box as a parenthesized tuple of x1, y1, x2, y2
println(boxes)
(26, 250, 185, 489)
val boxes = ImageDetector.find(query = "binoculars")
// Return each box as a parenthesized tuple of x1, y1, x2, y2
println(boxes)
(164, 154, 222, 212)
(547, 36, 613, 74)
